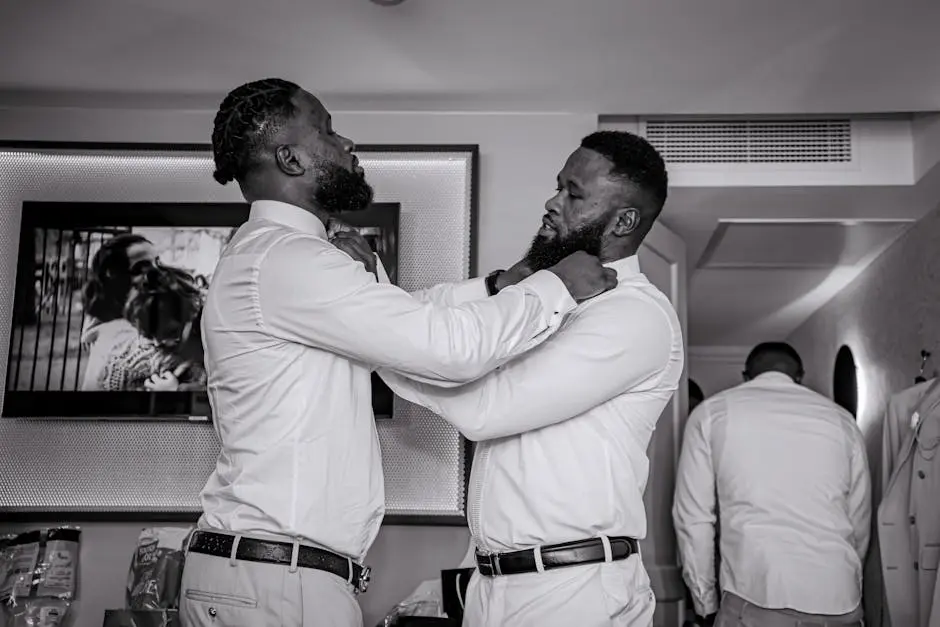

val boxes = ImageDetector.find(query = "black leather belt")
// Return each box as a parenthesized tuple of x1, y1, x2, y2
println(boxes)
(476, 536, 639, 577)
(187, 530, 372, 593)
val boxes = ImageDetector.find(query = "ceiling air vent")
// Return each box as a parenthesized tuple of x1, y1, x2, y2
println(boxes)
(642, 119, 852, 164)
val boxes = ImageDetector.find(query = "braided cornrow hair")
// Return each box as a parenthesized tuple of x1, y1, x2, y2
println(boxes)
(211, 78, 301, 185)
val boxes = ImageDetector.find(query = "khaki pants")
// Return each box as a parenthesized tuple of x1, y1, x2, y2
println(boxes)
(462, 554, 655, 627)
(715, 591, 863, 627)
(179, 535, 363, 627)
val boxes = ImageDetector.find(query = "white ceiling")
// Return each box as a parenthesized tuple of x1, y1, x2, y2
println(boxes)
(1, 0, 939, 114)
(664, 169, 940, 345)
(1, 0, 939, 348)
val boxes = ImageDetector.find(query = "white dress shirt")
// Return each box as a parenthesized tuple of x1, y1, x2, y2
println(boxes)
(673, 372, 872, 617)
(381, 255, 684, 553)
(198, 200, 577, 562)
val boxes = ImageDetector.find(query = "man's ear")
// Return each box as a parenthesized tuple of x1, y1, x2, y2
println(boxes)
(274, 145, 306, 177)
(611, 207, 640, 237)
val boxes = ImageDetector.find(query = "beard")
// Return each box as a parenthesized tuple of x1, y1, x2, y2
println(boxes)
(313, 160, 374, 214)
(523, 218, 608, 272)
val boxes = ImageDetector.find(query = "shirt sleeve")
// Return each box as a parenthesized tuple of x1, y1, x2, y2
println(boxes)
(256, 234, 576, 386)
(847, 428, 872, 561)
(377, 248, 490, 305)
(673, 402, 720, 618)
(378, 295, 674, 441)
(411, 278, 489, 306)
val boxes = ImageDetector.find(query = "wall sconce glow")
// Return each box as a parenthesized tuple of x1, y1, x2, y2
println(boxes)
(855, 360, 867, 422)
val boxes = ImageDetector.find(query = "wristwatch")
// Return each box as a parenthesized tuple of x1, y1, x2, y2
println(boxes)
(485, 269, 505, 296)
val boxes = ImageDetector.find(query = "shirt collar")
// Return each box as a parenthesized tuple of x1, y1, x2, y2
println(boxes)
(603, 255, 641, 281)
(249, 200, 327, 239)
(753, 371, 797, 384)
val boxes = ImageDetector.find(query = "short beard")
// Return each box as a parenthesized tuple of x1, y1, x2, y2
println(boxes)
(313, 160, 374, 214)
(523, 219, 607, 272)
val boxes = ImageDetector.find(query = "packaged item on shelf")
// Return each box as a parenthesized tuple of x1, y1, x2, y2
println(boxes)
(0, 527, 81, 627)
(126, 528, 192, 610)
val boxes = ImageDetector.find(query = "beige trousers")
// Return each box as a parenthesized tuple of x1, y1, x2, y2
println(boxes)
(179, 536, 362, 627)
(715, 591, 864, 627)
(462, 554, 655, 627)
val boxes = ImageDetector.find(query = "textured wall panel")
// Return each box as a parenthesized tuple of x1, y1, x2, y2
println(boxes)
(0, 146, 475, 518)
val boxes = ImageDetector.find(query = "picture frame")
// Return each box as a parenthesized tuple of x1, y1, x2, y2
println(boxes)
(0, 141, 478, 524)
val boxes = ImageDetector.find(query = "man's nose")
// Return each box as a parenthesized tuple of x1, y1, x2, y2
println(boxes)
(544, 194, 561, 213)
(338, 134, 355, 153)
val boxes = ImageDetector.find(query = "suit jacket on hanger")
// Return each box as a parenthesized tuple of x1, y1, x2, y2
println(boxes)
(879, 377, 940, 627)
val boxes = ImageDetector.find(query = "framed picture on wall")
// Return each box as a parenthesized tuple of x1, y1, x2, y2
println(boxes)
(0, 141, 478, 524)
(3, 201, 400, 420)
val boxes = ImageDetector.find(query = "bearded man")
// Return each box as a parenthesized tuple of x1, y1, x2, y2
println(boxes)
(376, 131, 685, 626)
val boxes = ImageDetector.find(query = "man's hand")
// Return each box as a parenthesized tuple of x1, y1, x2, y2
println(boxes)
(330, 229, 377, 278)
(494, 258, 536, 292)
(546, 251, 617, 303)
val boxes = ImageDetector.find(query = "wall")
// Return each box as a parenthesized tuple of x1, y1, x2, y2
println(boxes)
(0, 106, 598, 627)
(687, 346, 751, 399)
(788, 197, 940, 626)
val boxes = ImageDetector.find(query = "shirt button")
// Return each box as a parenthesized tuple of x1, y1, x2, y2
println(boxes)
(910, 516, 917, 524)
(918, 470, 926, 479)
(915, 562, 919, 571)
(208, 607, 217, 617)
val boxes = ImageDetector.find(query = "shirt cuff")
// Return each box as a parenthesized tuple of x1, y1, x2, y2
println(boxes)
(517, 270, 577, 323)
(692, 588, 720, 618)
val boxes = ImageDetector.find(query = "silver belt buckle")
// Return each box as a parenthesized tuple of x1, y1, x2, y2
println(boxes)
(357, 565, 372, 594)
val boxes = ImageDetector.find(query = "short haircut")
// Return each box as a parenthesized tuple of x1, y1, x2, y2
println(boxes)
(745, 342, 804, 379)
(82, 233, 151, 323)
(211, 78, 301, 185)
(580, 130, 668, 235)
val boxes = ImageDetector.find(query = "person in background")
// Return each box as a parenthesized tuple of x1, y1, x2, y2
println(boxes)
(93, 264, 203, 391)
(79, 233, 157, 389)
(673, 342, 871, 627)
(367, 131, 683, 626)
(180, 78, 616, 627)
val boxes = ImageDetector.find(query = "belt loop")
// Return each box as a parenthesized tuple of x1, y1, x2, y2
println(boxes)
(346, 557, 354, 586)
(533, 546, 545, 573)
(289, 539, 300, 574)
(599, 535, 613, 563)
(185, 529, 196, 554)
(229, 534, 241, 567)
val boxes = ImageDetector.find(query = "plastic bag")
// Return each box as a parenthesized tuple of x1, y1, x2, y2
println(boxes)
(126, 528, 192, 610)
(378, 579, 444, 627)
(2, 599, 70, 627)
(0, 527, 80, 627)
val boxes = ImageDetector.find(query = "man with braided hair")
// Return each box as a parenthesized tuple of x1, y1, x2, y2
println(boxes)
(179, 78, 617, 627)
